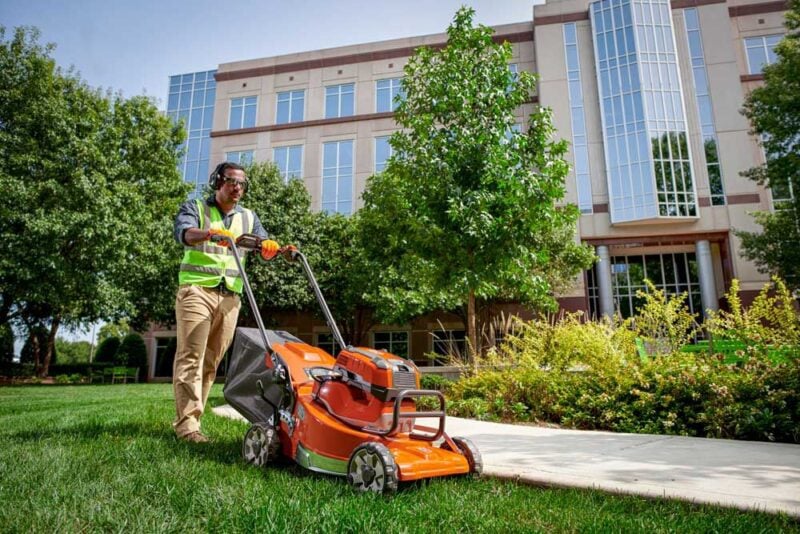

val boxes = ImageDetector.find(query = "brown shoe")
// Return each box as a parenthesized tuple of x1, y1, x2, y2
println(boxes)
(180, 431, 210, 443)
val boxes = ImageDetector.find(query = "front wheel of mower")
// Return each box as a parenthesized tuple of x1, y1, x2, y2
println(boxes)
(347, 442, 398, 494)
(445, 436, 483, 476)
(242, 423, 280, 467)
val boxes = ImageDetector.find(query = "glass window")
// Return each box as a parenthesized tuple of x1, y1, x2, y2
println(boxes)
(564, 22, 593, 214)
(273, 145, 303, 182)
(374, 136, 393, 173)
(684, 8, 724, 206)
(431, 330, 466, 359)
(229, 96, 257, 129)
(589, 251, 701, 318)
(373, 331, 409, 359)
(591, 0, 696, 222)
(316, 333, 342, 356)
(325, 83, 355, 119)
(322, 140, 354, 214)
(376, 78, 404, 113)
(153, 337, 177, 378)
(168, 70, 217, 194)
(276, 90, 305, 124)
(225, 150, 254, 166)
(745, 34, 783, 74)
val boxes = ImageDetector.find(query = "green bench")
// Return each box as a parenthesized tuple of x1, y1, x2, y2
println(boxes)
(679, 339, 795, 364)
(92, 366, 140, 384)
(635, 337, 796, 364)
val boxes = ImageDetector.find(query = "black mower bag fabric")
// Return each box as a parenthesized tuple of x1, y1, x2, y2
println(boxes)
(223, 327, 301, 424)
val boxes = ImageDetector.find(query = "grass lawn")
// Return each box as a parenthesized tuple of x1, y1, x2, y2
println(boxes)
(0, 384, 797, 533)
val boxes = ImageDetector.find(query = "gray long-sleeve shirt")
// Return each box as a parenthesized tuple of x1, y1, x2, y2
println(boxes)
(173, 195, 268, 246)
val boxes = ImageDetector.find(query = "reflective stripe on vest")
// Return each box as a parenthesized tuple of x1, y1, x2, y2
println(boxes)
(178, 199, 255, 293)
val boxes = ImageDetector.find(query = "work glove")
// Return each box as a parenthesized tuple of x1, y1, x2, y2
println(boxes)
(261, 239, 280, 261)
(207, 228, 235, 247)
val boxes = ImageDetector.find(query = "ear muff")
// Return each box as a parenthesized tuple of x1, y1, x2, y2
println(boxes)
(209, 163, 226, 190)
(210, 162, 249, 192)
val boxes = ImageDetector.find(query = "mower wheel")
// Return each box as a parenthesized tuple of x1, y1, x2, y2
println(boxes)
(445, 436, 483, 476)
(242, 423, 280, 467)
(347, 443, 398, 494)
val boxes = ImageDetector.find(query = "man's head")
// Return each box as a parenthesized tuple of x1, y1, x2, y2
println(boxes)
(210, 162, 248, 206)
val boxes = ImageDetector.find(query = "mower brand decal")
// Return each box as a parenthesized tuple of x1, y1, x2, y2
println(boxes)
(297, 405, 305, 421)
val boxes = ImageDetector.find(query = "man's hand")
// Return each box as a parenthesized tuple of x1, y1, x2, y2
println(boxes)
(261, 239, 280, 260)
(208, 228, 235, 246)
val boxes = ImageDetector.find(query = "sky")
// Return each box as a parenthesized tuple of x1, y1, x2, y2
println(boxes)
(1, 0, 539, 111)
(1, 0, 539, 344)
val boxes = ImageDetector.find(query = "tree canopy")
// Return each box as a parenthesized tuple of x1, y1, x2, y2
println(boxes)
(358, 8, 594, 357)
(737, 1, 800, 289)
(0, 26, 187, 375)
(240, 163, 374, 346)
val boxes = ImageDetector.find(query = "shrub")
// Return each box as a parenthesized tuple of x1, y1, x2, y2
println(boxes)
(441, 285, 800, 443)
(498, 312, 635, 374)
(94, 337, 120, 364)
(420, 373, 452, 391)
(633, 280, 699, 356)
(115, 333, 147, 372)
(706, 277, 800, 349)
(55, 374, 70, 384)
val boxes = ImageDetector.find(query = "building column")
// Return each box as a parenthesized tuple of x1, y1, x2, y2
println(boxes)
(596, 245, 615, 319)
(696, 240, 718, 316)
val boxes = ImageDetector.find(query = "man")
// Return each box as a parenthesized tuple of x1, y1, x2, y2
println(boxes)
(172, 161, 279, 443)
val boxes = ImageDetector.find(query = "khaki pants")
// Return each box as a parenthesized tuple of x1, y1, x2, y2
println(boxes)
(173, 284, 241, 437)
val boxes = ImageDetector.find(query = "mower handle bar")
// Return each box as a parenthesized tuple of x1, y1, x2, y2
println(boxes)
(370, 389, 446, 441)
(209, 233, 348, 353)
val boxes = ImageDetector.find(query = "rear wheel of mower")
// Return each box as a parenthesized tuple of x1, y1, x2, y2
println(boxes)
(347, 443, 398, 494)
(242, 423, 280, 467)
(445, 436, 483, 475)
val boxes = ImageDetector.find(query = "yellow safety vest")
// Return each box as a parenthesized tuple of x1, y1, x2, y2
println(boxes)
(178, 199, 254, 294)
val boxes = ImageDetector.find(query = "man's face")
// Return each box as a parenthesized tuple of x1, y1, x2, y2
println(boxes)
(218, 169, 246, 204)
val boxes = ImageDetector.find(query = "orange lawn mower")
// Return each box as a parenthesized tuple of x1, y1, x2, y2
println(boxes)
(213, 233, 482, 493)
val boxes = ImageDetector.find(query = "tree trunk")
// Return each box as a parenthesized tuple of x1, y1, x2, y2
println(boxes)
(467, 289, 477, 369)
(31, 332, 41, 376)
(39, 314, 60, 378)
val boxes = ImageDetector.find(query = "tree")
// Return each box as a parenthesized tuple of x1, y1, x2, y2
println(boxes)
(98, 321, 129, 344)
(0, 324, 13, 364)
(358, 8, 594, 358)
(313, 213, 376, 346)
(0, 27, 187, 376)
(236, 161, 321, 322)
(94, 337, 121, 364)
(233, 162, 376, 346)
(54, 339, 92, 364)
(20, 327, 56, 366)
(737, 1, 800, 289)
(115, 333, 147, 374)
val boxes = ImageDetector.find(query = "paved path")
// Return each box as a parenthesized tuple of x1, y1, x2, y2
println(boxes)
(213, 405, 800, 517)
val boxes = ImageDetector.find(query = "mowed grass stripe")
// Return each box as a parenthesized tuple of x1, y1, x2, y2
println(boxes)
(0, 384, 796, 533)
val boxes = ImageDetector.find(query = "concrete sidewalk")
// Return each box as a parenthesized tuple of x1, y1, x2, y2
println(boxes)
(212, 405, 800, 517)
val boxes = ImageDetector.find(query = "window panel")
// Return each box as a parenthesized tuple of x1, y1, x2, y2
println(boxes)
(225, 150, 254, 166)
(375, 136, 393, 172)
(273, 145, 303, 182)
(565, 22, 594, 214)
(376, 78, 404, 112)
(326, 83, 355, 118)
(745, 34, 782, 74)
(322, 140, 354, 214)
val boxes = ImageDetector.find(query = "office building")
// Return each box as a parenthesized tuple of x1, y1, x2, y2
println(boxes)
(148, 0, 788, 377)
